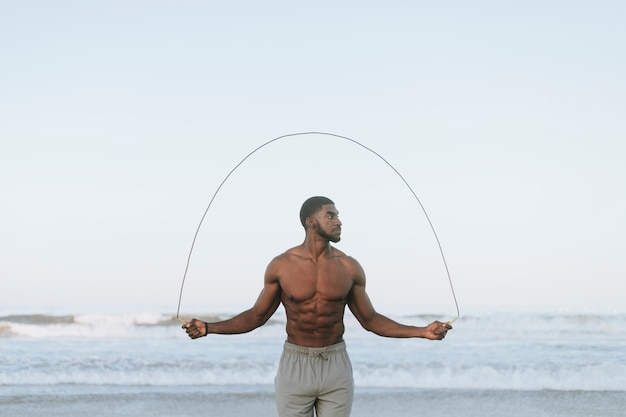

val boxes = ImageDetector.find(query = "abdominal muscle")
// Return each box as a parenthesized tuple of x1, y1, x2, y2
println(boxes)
(282, 296, 347, 347)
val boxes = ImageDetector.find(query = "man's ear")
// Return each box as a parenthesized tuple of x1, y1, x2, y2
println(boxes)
(305, 217, 315, 229)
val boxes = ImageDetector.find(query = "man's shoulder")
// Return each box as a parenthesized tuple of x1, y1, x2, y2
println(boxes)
(331, 246, 348, 257)
(331, 246, 358, 262)
(282, 245, 302, 257)
(270, 247, 301, 263)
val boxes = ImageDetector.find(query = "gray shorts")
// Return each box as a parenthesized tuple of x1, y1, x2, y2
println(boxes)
(274, 341, 354, 417)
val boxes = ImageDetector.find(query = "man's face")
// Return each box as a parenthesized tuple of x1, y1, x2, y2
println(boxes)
(312, 204, 342, 243)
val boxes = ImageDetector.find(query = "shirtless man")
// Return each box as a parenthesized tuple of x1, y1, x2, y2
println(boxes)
(183, 196, 452, 417)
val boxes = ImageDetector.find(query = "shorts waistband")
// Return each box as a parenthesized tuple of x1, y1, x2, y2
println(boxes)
(283, 341, 346, 359)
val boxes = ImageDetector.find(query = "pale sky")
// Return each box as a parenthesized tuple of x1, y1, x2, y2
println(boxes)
(2, 1, 625, 317)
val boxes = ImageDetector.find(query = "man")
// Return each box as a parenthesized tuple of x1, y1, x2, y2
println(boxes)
(183, 196, 452, 417)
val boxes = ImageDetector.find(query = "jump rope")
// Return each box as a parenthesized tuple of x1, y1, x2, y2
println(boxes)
(176, 132, 460, 325)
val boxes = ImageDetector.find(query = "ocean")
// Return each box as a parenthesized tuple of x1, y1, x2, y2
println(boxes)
(1, 311, 625, 417)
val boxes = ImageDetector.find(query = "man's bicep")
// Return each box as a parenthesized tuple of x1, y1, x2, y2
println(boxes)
(251, 263, 282, 317)
(348, 282, 376, 324)
(346, 258, 375, 318)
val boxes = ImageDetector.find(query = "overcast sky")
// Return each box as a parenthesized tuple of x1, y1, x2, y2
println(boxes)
(2, 1, 624, 318)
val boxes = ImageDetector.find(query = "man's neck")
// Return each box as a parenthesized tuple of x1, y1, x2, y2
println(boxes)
(302, 235, 332, 260)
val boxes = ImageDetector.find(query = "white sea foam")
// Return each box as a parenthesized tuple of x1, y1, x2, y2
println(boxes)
(2, 356, 624, 391)
(2, 312, 625, 391)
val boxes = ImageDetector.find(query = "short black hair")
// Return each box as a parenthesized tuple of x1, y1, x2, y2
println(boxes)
(300, 196, 335, 227)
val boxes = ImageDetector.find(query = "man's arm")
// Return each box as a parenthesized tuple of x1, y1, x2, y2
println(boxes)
(183, 261, 282, 339)
(346, 260, 451, 340)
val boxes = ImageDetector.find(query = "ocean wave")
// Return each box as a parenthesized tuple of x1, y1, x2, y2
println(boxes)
(1, 312, 624, 339)
(0, 313, 229, 338)
(2, 357, 624, 391)
(353, 362, 626, 391)
(2, 311, 625, 392)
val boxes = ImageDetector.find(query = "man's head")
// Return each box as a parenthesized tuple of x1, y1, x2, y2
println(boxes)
(299, 196, 342, 243)
(300, 196, 335, 227)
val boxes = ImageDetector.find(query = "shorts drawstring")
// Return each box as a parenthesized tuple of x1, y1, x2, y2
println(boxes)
(311, 351, 329, 360)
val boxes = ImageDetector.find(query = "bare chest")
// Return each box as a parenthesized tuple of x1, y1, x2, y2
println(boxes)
(279, 259, 354, 304)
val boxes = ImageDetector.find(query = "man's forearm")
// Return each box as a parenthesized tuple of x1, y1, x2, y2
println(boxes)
(206, 309, 265, 335)
(362, 314, 428, 338)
